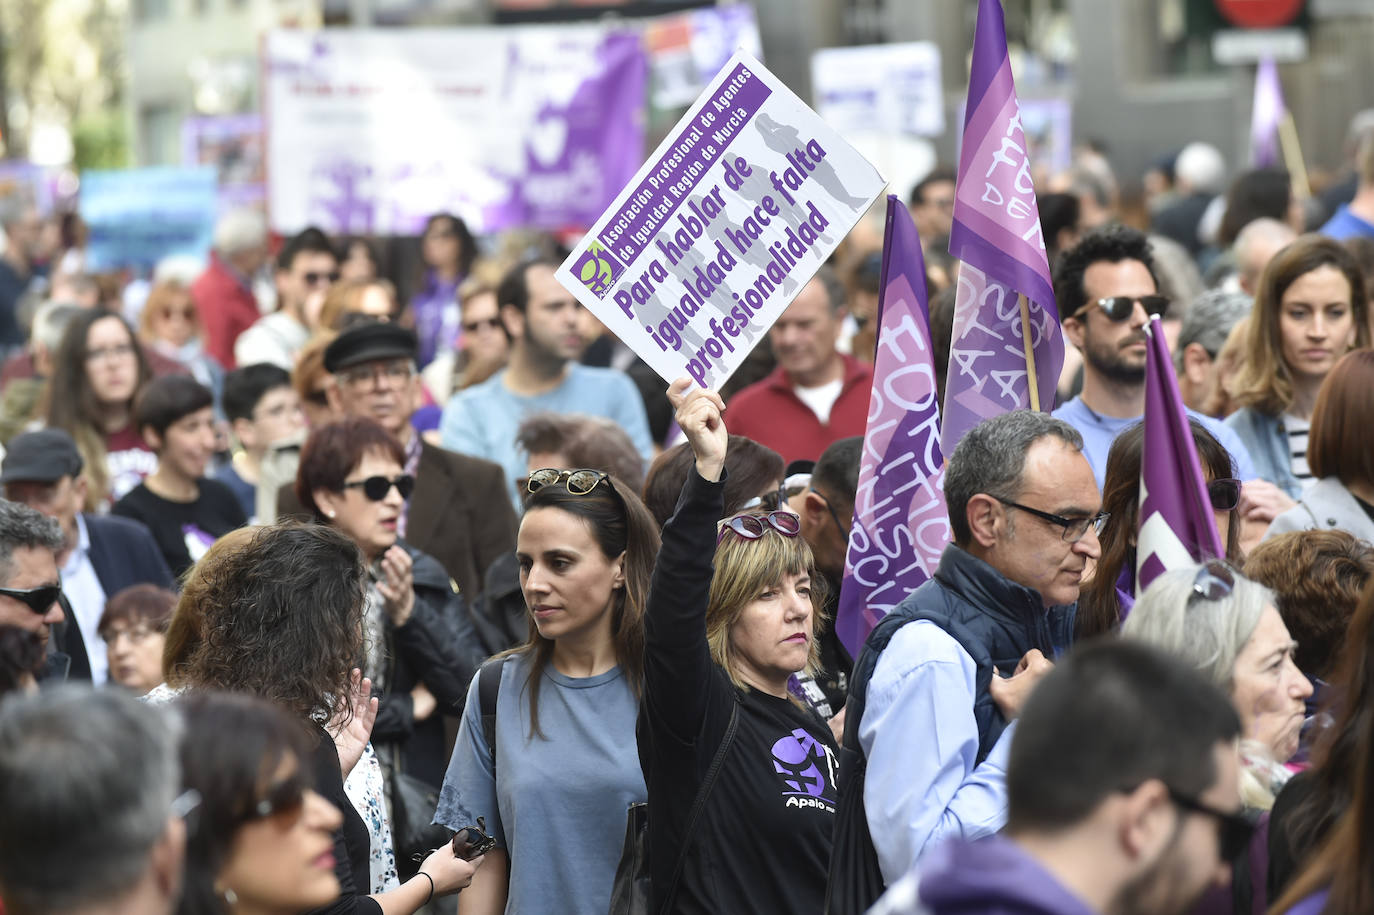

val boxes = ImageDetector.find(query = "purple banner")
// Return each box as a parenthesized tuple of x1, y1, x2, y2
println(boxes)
(1250, 56, 1284, 168)
(940, 0, 1062, 458)
(1136, 316, 1224, 595)
(835, 196, 949, 658)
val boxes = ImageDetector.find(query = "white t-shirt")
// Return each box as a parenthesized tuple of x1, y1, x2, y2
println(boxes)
(794, 377, 845, 425)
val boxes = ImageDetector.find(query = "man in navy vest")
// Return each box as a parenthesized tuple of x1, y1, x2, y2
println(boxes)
(832, 411, 1102, 904)
(2, 429, 174, 683)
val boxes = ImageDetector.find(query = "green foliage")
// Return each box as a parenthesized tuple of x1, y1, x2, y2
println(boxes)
(72, 111, 128, 170)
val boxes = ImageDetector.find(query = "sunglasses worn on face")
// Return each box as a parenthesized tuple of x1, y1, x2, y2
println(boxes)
(305, 271, 341, 287)
(1169, 789, 1255, 861)
(716, 510, 802, 546)
(1072, 295, 1171, 322)
(992, 496, 1108, 543)
(343, 474, 415, 501)
(245, 773, 307, 823)
(463, 317, 503, 334)
(1208, 478, 1241, 512)
(0, 581, 62, 615)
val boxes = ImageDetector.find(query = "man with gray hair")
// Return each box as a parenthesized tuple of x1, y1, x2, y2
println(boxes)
(1175, 289, 1253, 415)
(1233, 217, 1296, 295)
(191, 207, 270, 369)
(0, 499, 67, 680)
(1152, 142, 1227, 256)
(827, 410, 1102, 912)
(0, 195, 44, 353)
(0, 687, 185, 914)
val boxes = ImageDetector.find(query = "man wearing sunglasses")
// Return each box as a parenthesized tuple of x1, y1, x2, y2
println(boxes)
(235, 227, 338, 370)
(1050, 227, 1280, 516)
(871, 640, 1247, 915)
(830, 412, 1100, 908)
(0, 499, 67, 678)
(277, 320, 517, 600)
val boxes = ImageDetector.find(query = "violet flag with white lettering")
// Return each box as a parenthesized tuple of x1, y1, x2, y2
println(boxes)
(835, 196, 950, 658)
(940, 0, 1062, 458)
(1136, 316, 1224, 597)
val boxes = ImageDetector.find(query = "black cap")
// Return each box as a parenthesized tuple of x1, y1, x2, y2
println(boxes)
(323, 322, 418, 373)
(1, 428, 84, 484)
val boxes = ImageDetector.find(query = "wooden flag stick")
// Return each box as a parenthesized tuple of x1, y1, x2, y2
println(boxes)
(1279, 111, 1311, 200)
(1018, 293, 1040, 412)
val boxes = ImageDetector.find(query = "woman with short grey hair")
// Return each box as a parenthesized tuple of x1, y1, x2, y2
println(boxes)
(1123, 562, 1311, 811)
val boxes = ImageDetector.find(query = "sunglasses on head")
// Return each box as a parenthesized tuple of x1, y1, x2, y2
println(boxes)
(343, 474, 415, 501)
(716, 510, 801, 546)
(1072, 295, 1170, 322)
(1189, 559, 1236, 605)
(526, 468, 611, 497)
(1208, 478, 1241, 512)
(0, 580, 62, 615)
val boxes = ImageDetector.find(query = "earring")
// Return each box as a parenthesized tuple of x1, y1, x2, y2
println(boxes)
(326, 510, 335, 519)
(217, 885, 238, 905)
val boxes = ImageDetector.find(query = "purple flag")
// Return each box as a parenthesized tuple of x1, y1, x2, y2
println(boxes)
(1250, 56, 1285, 168)
(1136, 316, 1224, 596)
(835, 196, 950, 658)
(940, 0, 1063, 458)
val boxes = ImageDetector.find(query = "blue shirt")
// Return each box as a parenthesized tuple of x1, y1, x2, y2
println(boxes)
(439, 364, 654, 509)
(1320, 204, 1374, 241)
(435, 654, 646, 915)
(860, 620, 1018, 883)
(1052, 396, 1257, 492)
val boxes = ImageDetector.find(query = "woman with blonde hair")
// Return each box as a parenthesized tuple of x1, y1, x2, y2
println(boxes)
(1225, 235, 1370, 498)
(637, 380, 838, 914)
(318, 279, 401, 332)
(139, 277, 224, 403)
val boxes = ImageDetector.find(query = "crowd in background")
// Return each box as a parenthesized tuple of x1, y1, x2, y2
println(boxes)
(3, 105, 1374, 915)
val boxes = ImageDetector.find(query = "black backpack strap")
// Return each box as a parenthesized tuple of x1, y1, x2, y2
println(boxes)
(478, 659, 502, 770)
(659, 692, 741, 914)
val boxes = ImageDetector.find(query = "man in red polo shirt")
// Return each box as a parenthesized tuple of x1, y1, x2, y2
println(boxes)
(726, 265, 873, 463)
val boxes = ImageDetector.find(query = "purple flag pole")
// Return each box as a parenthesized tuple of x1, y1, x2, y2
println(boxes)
(1136, 316, 1224, 597)
(834, 196, 949, 658)
(1250, 56, 1284, 169)
(940, 0, 1063, 458)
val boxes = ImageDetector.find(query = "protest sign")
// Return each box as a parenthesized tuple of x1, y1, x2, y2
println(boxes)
(81, 167, 218, 271)
(0, 163, 60, 217)
(182, 114, 265, 214)
(557, 50, 886, 391)
(645, 5, 762, 110)
(263, 26, 646, 236)
(811, 42, 944, 138)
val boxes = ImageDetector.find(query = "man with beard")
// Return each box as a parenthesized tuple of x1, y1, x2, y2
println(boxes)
(869, 639, 1246, 915)
(0, 499, 68, 681)
(440, 258, 653, 510)
(1051, 226, 1256, 491)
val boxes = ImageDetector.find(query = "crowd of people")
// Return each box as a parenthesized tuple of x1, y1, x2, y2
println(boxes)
(3, 108, 1374, 915)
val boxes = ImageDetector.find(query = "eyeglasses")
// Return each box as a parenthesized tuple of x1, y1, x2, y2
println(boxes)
(1168, 788, 1254, 861)
(1071, 295, 1171, 322)
(0, 580, 62, 615)
(716, 510, 802, 546)
(1208, 478, 1241, 512)
(1189, 559, 1236, 604)
(84, 342, 136, 364)
(342, 474, 415, 501)
(338, 361, 414, 391)
(101, 623, 162, 646)
(462, 317, 503, 334)
(244, 773, 307, 822)
(304, 271, 341, 287)
(992, 496, 1108, 543)
(810, 487, 851, 538)
(526, 468, 611, 497)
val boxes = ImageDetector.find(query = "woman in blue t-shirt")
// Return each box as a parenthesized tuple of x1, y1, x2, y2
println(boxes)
(436, 467, 660, 915)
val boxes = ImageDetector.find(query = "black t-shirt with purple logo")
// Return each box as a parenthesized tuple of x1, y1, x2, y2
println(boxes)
(111, 479, 247, 578)
(639, 469, 838, 914)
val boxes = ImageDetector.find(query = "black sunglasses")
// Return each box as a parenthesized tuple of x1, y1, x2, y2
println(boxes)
(1208, 478, 1242, 512)
(343, 474, 415, 501)
(304, 271, 341, 286)
(992, 496, 1108, 543)
(244, 772, 308, 823)
(1072, 295, 1170, 322)
(1169, 789, 1255, 861)
(716, 510, 801, 546)
(0, 580, 62, 615)
(451, 816, 497, 861)
(1189, 559, 1236, 604)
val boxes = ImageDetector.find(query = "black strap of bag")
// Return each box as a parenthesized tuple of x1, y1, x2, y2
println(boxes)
(478, 658, 502, 767)
(657, 693, 740, 914)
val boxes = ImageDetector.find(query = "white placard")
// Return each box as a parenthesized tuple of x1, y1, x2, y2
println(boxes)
(811, 42, 945, 138)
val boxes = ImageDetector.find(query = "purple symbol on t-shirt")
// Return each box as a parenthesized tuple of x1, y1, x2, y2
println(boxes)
(771, 728, 832, 799)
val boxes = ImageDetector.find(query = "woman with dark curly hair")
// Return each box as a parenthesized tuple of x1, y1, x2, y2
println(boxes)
(163, 522, 482, 914)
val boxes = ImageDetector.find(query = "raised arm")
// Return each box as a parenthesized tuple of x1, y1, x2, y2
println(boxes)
(642, 380, 730, 743)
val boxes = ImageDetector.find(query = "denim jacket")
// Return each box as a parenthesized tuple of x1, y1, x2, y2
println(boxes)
(1224, 407, 1301, 499)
